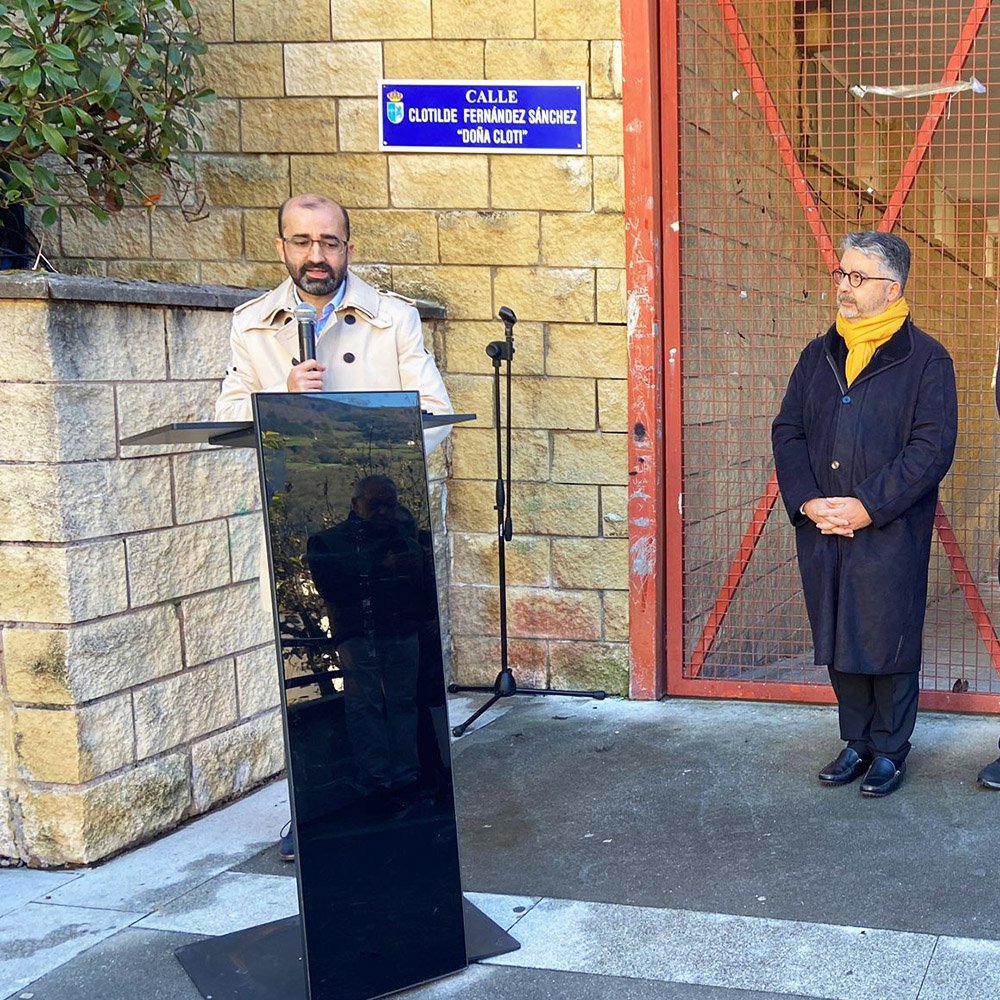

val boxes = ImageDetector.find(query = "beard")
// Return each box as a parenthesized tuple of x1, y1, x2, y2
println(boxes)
(838, 290, 889, 320)
(286, 257, 347, 297)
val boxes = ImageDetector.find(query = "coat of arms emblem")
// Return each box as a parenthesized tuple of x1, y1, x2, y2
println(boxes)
(386, 90, 404, 125)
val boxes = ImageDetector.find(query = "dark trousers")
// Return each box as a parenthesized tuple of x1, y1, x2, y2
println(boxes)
(827, 668, 920, 765)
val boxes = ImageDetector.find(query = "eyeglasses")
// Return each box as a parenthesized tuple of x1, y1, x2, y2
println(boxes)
(831, 268, 895, 288)
(281, 235, 349, 254)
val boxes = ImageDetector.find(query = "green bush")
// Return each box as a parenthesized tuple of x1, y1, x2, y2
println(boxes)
(0, 0, 214, 225)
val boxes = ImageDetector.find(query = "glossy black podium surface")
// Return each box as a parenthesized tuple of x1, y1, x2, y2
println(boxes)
(125, 393, 516, 1000)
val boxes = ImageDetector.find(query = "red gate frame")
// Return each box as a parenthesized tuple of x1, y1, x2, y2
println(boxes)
(623, 0, 669, 698)
(623, 0, 1000, 710)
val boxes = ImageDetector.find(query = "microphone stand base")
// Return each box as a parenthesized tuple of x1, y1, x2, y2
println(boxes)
(447, 673, 607, 737)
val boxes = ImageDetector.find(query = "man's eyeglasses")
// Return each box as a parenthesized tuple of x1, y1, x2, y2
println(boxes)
(282, 235, 349, 254)
(831, 268, 895, 288)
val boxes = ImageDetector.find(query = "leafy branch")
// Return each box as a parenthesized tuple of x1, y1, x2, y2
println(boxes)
(0, 0, 214, 225)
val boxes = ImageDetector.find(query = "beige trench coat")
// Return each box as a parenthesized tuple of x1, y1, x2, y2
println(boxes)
(217, 271, 454, 614)
(215, 271, 452, 451)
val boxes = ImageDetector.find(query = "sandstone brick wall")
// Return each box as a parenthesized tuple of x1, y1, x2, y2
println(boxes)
(0, 275, 282, 866)
(42, 0, 631, 695)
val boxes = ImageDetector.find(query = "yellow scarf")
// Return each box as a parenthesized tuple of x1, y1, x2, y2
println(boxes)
(836, 297, 909, 386)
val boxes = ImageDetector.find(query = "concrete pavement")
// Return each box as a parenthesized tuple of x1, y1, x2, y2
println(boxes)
(3, 694, 1000, 1000)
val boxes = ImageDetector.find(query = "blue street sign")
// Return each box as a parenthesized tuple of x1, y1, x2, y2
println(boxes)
(379, 80, 587, 154)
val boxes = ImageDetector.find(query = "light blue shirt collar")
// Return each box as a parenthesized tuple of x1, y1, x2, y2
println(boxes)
(292, 280, 346, 339)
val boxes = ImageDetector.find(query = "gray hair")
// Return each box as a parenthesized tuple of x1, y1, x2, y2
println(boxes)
(840, 231, 910, 291)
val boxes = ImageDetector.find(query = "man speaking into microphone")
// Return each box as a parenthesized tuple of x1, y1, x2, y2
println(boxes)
(215, 193, 452, 451)
(215, 194, 454, 861)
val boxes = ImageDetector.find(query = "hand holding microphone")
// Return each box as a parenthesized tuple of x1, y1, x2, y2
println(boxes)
(288, 302, 325, 392)
(287, 359, 325, 393)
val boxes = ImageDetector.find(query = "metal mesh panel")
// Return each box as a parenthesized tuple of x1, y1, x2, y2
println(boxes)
(676, 0, 1000, 708)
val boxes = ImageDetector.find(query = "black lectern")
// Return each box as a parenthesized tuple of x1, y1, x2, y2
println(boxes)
(123, 392, 516, 1000)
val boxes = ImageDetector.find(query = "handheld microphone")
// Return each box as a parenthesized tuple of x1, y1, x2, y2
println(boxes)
(294, 302, 317, 363)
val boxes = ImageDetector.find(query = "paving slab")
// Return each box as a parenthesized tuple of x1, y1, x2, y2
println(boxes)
(227, 843, 294, 878)
(134, 871, 299, 937)
(1, 928, 204, 1000)
(0, 902, 141, 998)
(9, 939, 816, 1000)
(450, 696, 1000, 940)
(464, 891, 541, 931)
(42, 782, 288, 913)
(484, 896, 935, 1000)
(0, 871, 84, 920)
(916, 936, 1000, 999)
(396, 963, 818, 999)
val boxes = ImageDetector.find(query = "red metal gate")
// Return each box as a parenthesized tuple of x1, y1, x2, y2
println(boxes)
(633, 0, 1000, 711)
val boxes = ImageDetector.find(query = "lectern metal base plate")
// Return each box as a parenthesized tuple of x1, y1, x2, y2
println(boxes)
(462, 897, 521, 963)
(175, 915, 306, 1000)
(175, 898, 519, 1000)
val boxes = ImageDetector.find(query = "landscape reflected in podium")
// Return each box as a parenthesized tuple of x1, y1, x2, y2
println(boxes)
(254, 391, 466, 1000)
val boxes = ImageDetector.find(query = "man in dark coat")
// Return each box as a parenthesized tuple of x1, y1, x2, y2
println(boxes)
(772, 231, 957, 797)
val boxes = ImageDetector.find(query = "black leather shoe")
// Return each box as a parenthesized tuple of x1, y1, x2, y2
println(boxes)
(977, 757, 1000, 789)
(860, 756, 905, 797)
(818, 748, 871, 786)
(278, 821, 294, 862)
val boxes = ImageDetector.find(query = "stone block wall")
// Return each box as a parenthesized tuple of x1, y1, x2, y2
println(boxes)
(0, 273, 460, 865)
(0, 274, 282, 866)
(39, 0, 631, 696)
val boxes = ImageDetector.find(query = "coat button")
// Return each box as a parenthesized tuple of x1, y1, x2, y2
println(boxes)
(842, 395, 851, 404)
(831, 460, 840, 469)
(344, 314, 356, 325)
(343, 353, 355, 363)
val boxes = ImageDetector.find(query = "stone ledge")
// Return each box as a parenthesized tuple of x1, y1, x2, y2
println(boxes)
(0, 270, 447, 319)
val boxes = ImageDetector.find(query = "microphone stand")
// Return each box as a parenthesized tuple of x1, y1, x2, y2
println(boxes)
(448, 306, 606, 737)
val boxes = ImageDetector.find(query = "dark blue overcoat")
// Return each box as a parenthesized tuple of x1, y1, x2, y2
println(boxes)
(772, 317, 957, 674)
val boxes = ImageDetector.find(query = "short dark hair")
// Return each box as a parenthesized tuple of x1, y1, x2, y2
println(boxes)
(841, 231, 910, 290)
(353, 474, 396, 501)
(277, 196, 350, 241)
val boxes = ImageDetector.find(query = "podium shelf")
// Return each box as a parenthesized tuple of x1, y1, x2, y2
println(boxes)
(121, 421, 254, 448)
(122, 413, 475, 450)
